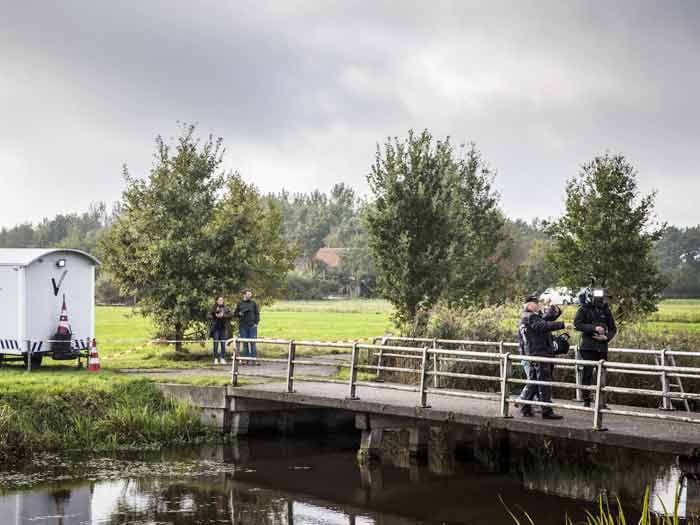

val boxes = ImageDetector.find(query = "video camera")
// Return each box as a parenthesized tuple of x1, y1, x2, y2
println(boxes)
(553, 333, 571, 355)
(578, 277, 608, 307)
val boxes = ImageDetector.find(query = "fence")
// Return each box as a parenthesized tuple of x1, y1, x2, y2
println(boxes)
(227, 336, 700, 431)
(371, 336, 700, 409)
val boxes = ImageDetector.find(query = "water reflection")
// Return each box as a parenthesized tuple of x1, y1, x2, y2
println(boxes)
(1, 435, 698, 524)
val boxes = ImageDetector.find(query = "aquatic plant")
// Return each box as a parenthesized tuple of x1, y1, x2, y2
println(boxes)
(502, 485, 696, 524)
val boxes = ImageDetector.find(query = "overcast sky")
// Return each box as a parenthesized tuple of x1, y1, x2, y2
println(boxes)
(1, 1, 699, 228)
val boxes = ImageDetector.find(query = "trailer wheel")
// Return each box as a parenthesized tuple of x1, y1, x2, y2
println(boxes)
(22, 354, 43, 370)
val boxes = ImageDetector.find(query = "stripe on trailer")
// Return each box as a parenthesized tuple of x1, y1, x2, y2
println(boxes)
(72, 339, 89, 350)
(37, 341, 43, 352)
(0, 340, 5, 350)
(12, 340, 19, 350)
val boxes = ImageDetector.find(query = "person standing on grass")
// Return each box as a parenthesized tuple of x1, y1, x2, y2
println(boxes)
(209, 296, 232, 365)
(235, 288, 260, 365)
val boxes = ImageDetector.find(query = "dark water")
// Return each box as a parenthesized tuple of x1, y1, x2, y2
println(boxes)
(1, 433, 697, 524)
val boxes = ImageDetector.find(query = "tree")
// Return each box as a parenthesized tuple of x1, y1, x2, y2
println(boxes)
(547, 154, 667, 321)
(366, 130, 507, 324)
(100, 125, 294, 350)
(519, 239, 559, 294)
(443, 145, 508, 307)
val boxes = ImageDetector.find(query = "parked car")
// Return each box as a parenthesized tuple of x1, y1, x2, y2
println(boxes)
(539, 287, 574, 305)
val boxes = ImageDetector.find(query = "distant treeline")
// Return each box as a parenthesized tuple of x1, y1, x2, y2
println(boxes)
(1, 192, 698, 300)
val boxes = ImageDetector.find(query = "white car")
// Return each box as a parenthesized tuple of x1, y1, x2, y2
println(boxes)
(539, 287, 574, 305)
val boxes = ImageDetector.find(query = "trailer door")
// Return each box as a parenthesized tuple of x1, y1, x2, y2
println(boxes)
(0, 266, 22, 354)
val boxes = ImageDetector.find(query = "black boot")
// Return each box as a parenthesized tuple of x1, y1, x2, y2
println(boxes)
(520, 408, 534, 417)
(542, 411, 563, 420)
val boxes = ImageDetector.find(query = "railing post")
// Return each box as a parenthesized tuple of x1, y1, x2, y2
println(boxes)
(26, 340, 32, 372)
(575, 346, 583, 402)
(593, 360, 607, 431)
(376, 337, 387, 381)
(660, 346, 673, 411)
(498, 340, 504, 379)
(348, 342, 359, 400)
(286, 340, 296, 393)
(432, 338, 439, 388)
(500, 352, 512, 418)
(419, 346, 430, 408)
(230, 338, 239, 386)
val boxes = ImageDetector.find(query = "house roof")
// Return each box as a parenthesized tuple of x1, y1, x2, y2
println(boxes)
(314, 247, 345, 268)
(0, 248, 101, 267)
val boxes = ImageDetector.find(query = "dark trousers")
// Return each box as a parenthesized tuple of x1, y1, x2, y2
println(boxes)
(212, 329, 226, 359)
(519, 361, 554, 414)
(579, 349, 607, 401)
(237, 324, 257, 357)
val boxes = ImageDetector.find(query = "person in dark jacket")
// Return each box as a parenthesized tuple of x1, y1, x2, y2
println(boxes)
(518, 293, 567, 419)
(234, 289, 260, 364)
(209, 296, 233, 365)
(574, 288, 617, 407)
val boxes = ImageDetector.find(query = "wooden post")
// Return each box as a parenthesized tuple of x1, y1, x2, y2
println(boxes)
(286, 340, 296, 393)
(230, 338, 239, 386)
(419, 346, 430, 408)
(500, 353, 512, 418)
(348, 342, 359, 400)
(593, 360, 607, 431)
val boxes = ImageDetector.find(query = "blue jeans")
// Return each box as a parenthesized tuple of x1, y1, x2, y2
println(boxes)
(212, 329, 226, 359)
(238, 325, 257, 357)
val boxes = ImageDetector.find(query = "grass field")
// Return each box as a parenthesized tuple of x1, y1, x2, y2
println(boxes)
(86, 300, 393, 369)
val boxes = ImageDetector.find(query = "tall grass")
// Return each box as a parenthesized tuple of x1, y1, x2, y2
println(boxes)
(0, 370, 210, 463)
(503, 485, 696, 524)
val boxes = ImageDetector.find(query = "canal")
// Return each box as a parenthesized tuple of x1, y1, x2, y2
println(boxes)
(1, 432, 696, 524)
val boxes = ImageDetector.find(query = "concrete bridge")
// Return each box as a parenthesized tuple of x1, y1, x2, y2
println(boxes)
(158, 336, 700, 461)
(158, 379, 700, 460)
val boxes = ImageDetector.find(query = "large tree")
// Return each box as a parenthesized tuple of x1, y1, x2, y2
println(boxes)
(547, 153, 667, 321)
(101, 125, 294, 350)
(366, 130, 507, 324)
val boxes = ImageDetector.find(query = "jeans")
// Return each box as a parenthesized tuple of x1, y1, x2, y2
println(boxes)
(237, 324, 257, 358)
(519, 361, 554, 414)
(212, 329, 226, 359)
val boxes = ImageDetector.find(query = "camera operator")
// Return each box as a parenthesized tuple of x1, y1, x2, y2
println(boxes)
(518, 293, 571, 420)
(574, 287, 617, 407)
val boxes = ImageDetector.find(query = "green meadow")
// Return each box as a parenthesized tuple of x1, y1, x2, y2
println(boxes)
(1, 299, 698, 370)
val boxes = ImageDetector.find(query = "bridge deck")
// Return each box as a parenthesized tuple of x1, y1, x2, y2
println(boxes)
(231, 381, 700, 456)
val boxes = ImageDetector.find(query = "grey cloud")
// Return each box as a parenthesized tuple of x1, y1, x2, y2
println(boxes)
(0, 0, 698, 227)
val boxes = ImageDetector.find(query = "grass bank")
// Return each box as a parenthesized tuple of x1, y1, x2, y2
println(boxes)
(0, 369, 211, 463)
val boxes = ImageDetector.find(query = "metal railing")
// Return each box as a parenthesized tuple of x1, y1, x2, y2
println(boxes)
(227, 336, 700, 431)
(371, 336, 700, 407)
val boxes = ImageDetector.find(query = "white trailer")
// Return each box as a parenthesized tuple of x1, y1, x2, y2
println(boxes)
(0, 248, 99, 369)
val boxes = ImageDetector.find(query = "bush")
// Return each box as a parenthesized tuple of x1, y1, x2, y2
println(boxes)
(380, 302, 700, 408)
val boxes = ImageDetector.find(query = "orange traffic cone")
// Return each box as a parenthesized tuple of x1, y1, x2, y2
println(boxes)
(57, 294, 71, 335)
(88, 338, 101, 373)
